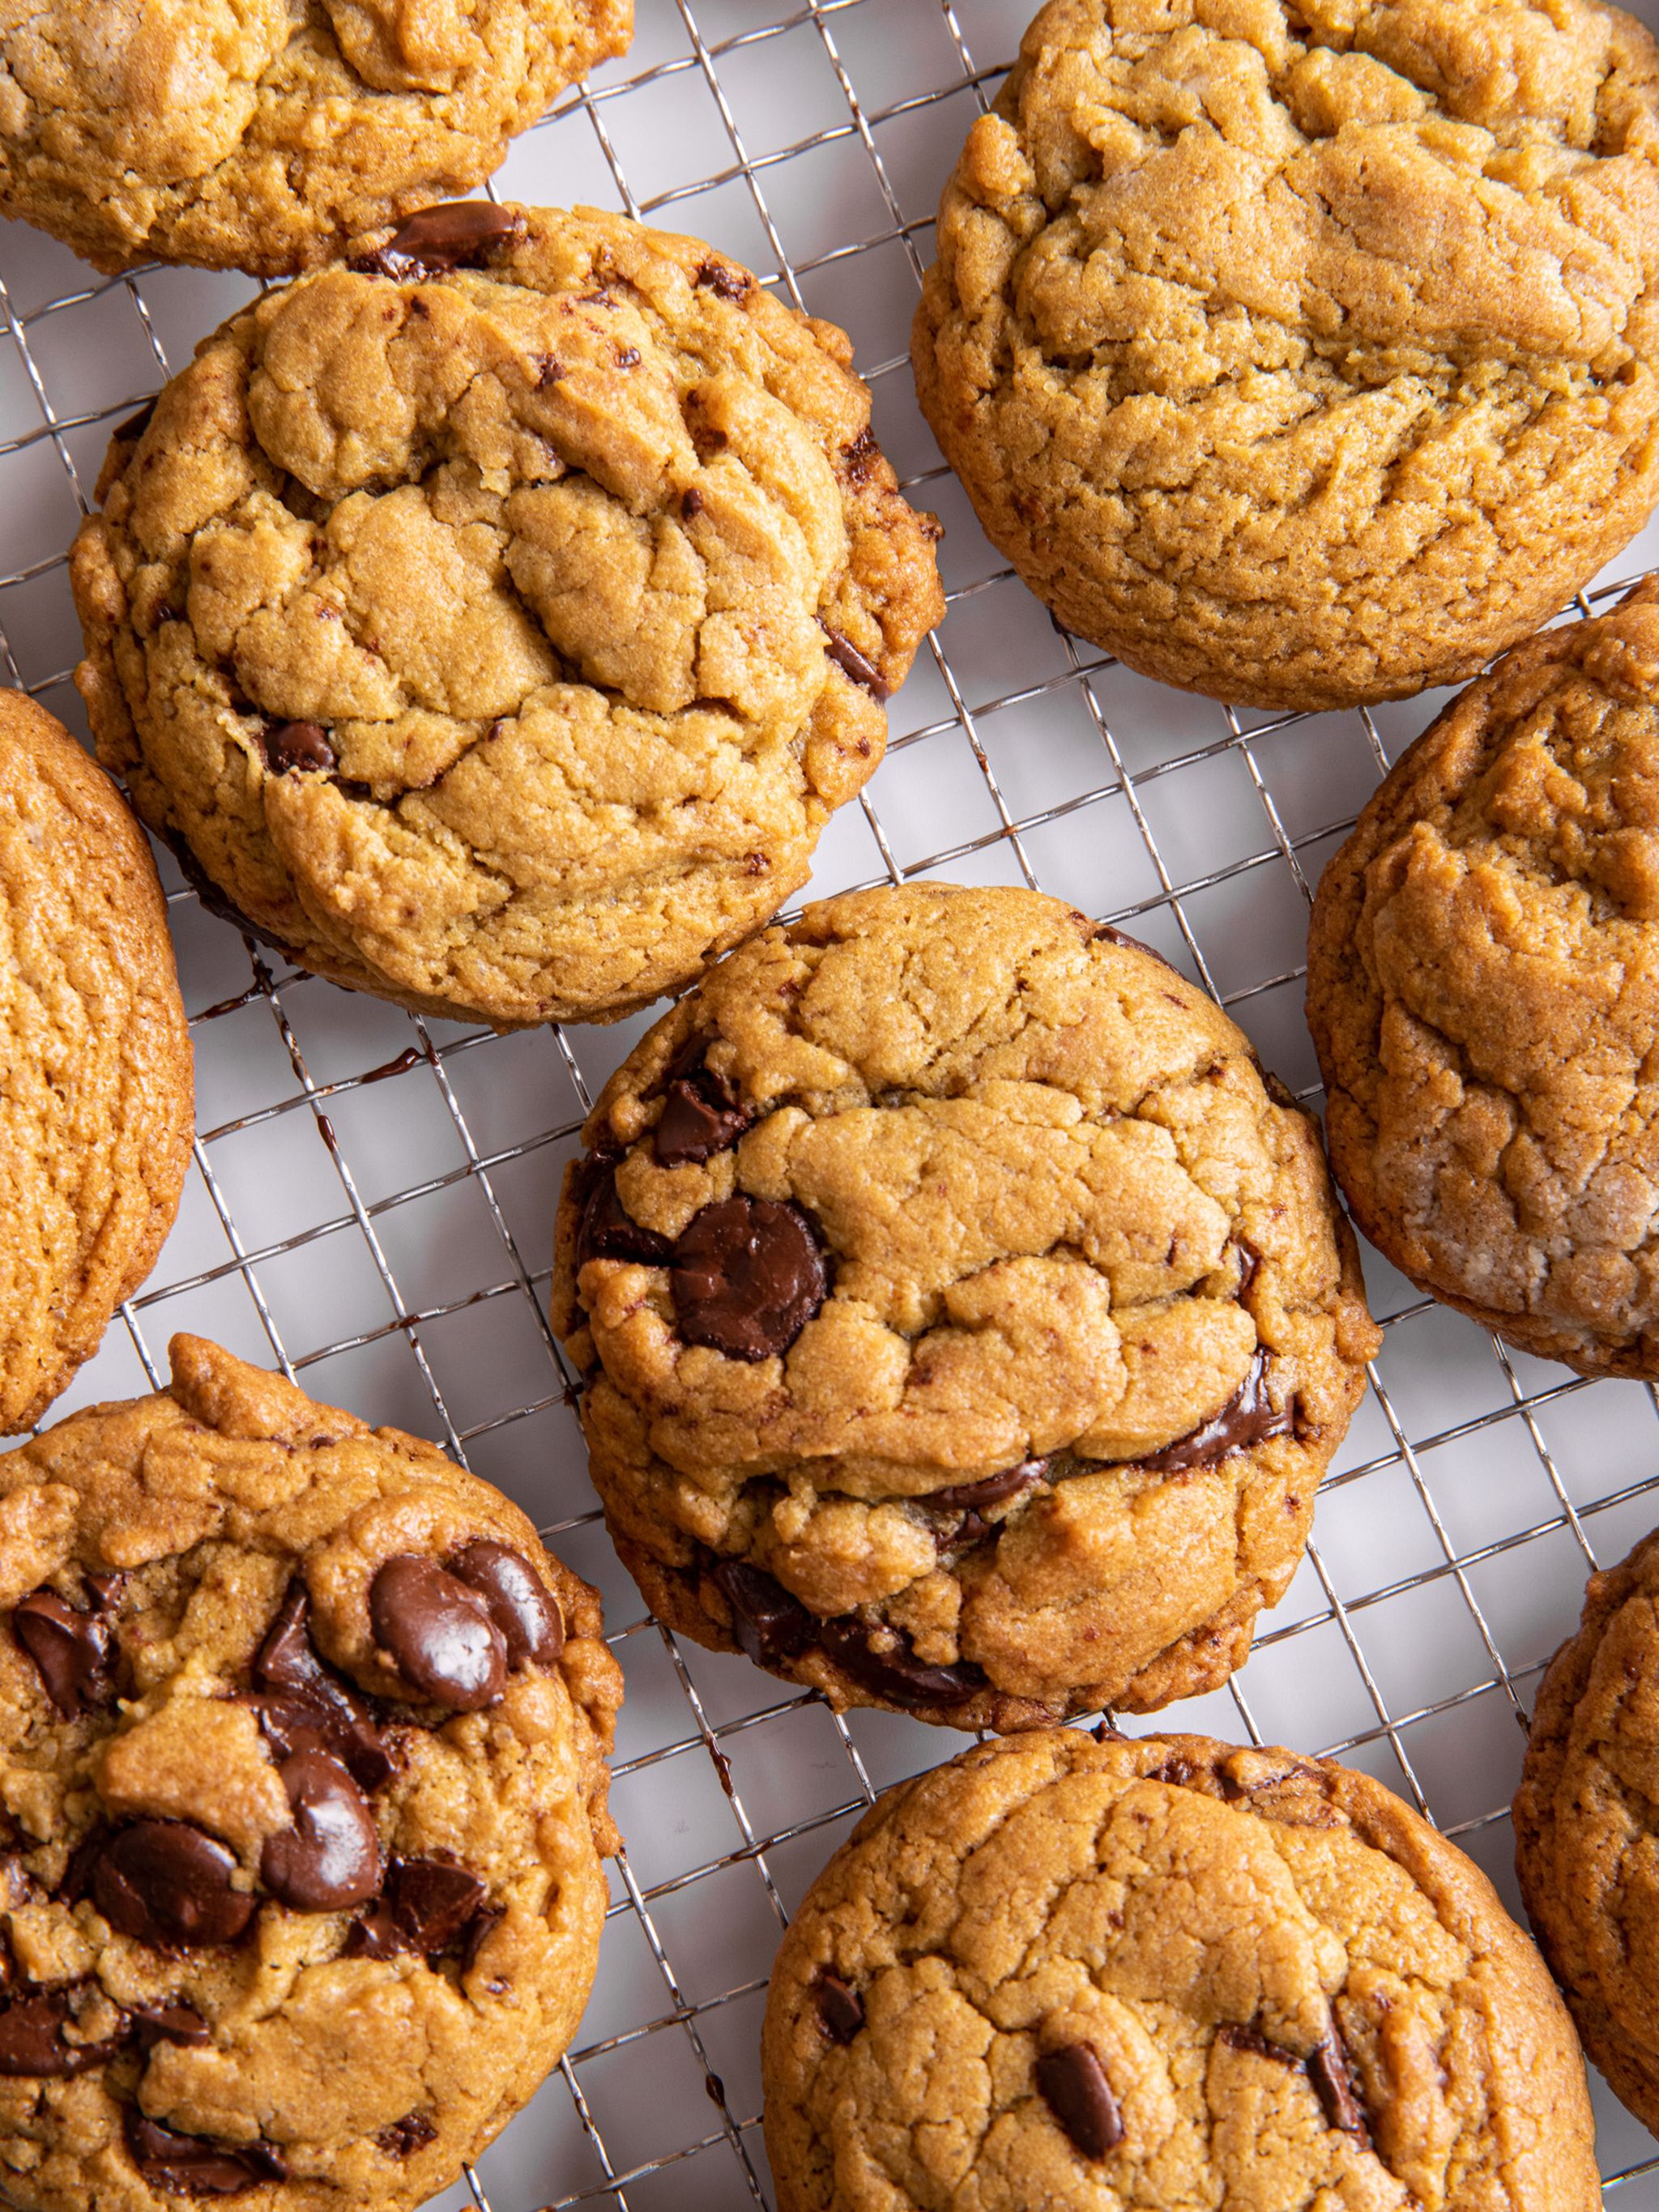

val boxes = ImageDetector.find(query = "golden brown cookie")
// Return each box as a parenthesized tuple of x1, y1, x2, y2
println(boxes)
(550, 883, 1379, 1730)
(0, 5, 633, 276)
(765, 1728, 1601, 2212)
(72, 203, 943, 1030)
(1308, 579, 1659, 1376)
(913, 0, 1659, 712)
(0, 691, 192, 1436)
(1516, 1524, 1659, 2134)
(0, 1334, 621, 2212)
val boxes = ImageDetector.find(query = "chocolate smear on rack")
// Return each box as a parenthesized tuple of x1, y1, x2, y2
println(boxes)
(369, 1556, 506, 1711)
(449, 1541, 564, 1667)
(1036, 2041, 1124, 2160)
(11, 1588, 114, 1717)
(671, 1196, 827, 1361)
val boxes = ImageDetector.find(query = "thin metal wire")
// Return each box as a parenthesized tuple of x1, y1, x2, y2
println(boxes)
(2, 2, 1657, 2203)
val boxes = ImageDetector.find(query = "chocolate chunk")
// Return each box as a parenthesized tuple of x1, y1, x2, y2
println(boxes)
(387, 1857, 488, 1954)
(1308, 2031, 1370, 2143)
(574, 1163, 672, 1270)
(93, 1822, 254, 1950)
(928, 1461, 1047, 1513)
(1217, 2022, 1292, 2064)
(374, 2112, 437, 2159)
(11, 1589, 113, 1717)
(249, 1582, 393, 1789)
(58, 1823, 109, 1906)
(1036, 2042, 1124, 2160)
(85, 1572, 126, 1611)
(1091, 921, 1175, 969)
(710, 1559, 814, 1667)
(0, 1988, 122, 2077)
(459, 1902, 505, 1975)
(124, 2109, 288, 2196)
(694, 258, 751, 301)
(260, 1750, 382, 1914)
(352, 200, 522, 278)
(653, 1041, 752, 1166)
(132, 2003, 211, 2053)
(260, 721, 335, 775)
(840, 425, 879, 484)
(369, 1556, 506, 1711)
(671, 1196, 827, 1361)
(814, 1972, 864, 2045)
(820, 624, 891, 701)
(817, 1617, 983, 1710)
(1135, 1351, 1291, 1477)
(341, 1905, 403, 1961)
(448, 1541, 564, 1669)
(252, 1580, 322, 1696)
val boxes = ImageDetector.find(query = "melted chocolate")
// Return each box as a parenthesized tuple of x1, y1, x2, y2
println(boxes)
(374, 2112, 437, 2158)
(351, 201, 522, 279)
(574, 1163, 672, 1270)
(0, 1988, 123, 2077)
(260, 1751, 382, 1914)
(1036, 2042, 1124, 2160)
(694, 258, 752, 301)
(11, 1589, 113, 1717)
(93, 1823, 254, 1950)
(820, 624, 890, 701)
(928, 1462, 1047, 1514)
(123, 2108, 288, 2196)
(259, 722, 334, 775)
(817, 1617, 983, 1710)
(710, 1559, 814, 1667)
(249, 1583, 393, 1790)
(132, 2002, 211, 2053)
(671, 1196, 827, 1361)
(814, 1972, 864, 2045)
(449, 1541, 564, 1668)
(344, 1856, 492, 1962)
(369, 1557, 506, 1711)
(653, 1039, 752, 1166)
(1308, 2031, 1370, 2143)
(1136, 1351, 1291, 1476)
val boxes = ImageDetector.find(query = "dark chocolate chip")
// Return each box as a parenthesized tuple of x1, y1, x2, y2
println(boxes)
(820, 623, 891, 701)
(710, 1559, 814, 1668)
(1217, 2020, 1296, 2065)
(245, 1692, 393, 1795)
(681, 486, 706, 518)
(459, 1902, 505, 1974)
(1308, 2031, 1370, 2143)
(388, 1856, 488, 1955)
(84, 1572, 126, 1612)
(817, 1617, 983, 1711)
(11, 1590, 113, 1717)
(448, 1541, 564, 1669)
(374, 2112, 437, 2159)
(653, 1041, 752, 1166)
(124, 2108, 288, 2196)
(928, 1461, 1047, 1513)
(259, 721, 335, 775)
(260, 1751, 382, 1914)
(249, 1582, 392, 1789)
(0, 1988, 122, 2077)
(1135, 1351, 1291, 1477)
(58, 1824, 109, 1906)
(253, 1581, 322, 1697)
(93, 1822, 254, 1950)
(369, 1555, 506, 1711)
(814, 1972, 864, 2045)
(1091, 921, 1175, 969)
(574, 1164, 672, 1270)
(352, 201, 522, 279)
(132, 2003, 211, 2053)
(694, 258, 751, 301)
(671, 1196, 827, 1362)
(342, 1904, 404, 1961)
(1035, 2042, 1124, 2160)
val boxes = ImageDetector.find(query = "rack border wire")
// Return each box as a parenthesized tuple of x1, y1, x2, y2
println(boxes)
(0, 0, 1657, 2201)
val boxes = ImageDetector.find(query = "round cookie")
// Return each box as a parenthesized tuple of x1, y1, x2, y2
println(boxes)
(550, 883, 1380, 1730)
(912, 0, 1659, 712)
(0, 690, 192, 1437)
(1308, 578, 1659, 1376)
(1516, 1524, 1659, 2133)
(72, 203, 943, 1030)
(0, 6, 633, 276)
(764, 1728, 1601, 2212)
(0, 1334, 622, 2212)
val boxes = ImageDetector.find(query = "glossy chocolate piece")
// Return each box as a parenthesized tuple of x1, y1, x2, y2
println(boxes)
(344, 1856, 490, 1962)
(448, 1541, 563, 1668)
(1136, 1350, 1291, 1476)
(93, 1822, 254, 1950)
(817, 1617, 983, 1710)
(249, 1583, 393, 1790)
(653, 1039, 752, 1166)
(928, 1461, 1047, 1514)
(0, 1988, 122, 2077)
(671, 1196, 827, 1362)
(821, 624, 890, 701)
(132, 2002, 211, 2053)
(813, 1972, 864, 2046)
(574, 1164, 672, 1270)
(710, 1559, 814, 1667)
(369, 1556, 506, 1711)
(1309, 2030, 1370, 2142)
(352, 200, 522, 279)
(11, 1589, 113, 1717)
(1036, 2041, 1124, 2159)
(123, 2108, 288, 2196)
(375, 2112, 437, 2158)
(260, 1750, 381, 1914)
(260, 722, 334, 775)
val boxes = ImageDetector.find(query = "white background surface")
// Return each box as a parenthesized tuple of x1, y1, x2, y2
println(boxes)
(3, 2, 1659, 2204)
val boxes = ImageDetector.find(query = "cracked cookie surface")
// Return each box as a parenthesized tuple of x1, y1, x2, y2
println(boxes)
(550, 883, 1379, 1730)
(71, 202, 943, 1029)
(0, 691, 191, 1438)
(1308, 578, 1659, 1375)
(0, 2, 633, 275)
(1516, 1524, 1659, 2135)
(0, 1334, 621, 2212)
(913, 0, 1659, 711)
(764, 1728, 1600, 2212)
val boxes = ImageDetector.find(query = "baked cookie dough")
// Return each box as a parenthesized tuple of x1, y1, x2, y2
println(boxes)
(0, 690, 191, 1437)
(72, 202, 943, 1029)
(1516, 1524, 1659, 2133)
(0, 4, 633, 276)
(765, 1728, 1601, 2212)
(1309, 579, 1659, 1376)
(0, 1334, 621, 2212)
(551, 883, 1379, 1730)
(913, 0, 1659, 712)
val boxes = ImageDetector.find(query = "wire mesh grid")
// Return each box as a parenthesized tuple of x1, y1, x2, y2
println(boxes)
(2, 0, 1658, 2202)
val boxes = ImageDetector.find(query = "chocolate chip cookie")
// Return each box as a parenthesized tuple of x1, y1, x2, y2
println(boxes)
(1308, 579, 1659, 1376)
(0, 690, 191, 1437)
(550, 884, 1380, 1729)
(913, 0, 1659, 712)
(72, 202, 943, 1029)
(0, 1334, 621, 2212)
(1516, 1524, 1659, 2133)
(0, 5, 632, 276)
(764, 1728, 1601, 2212)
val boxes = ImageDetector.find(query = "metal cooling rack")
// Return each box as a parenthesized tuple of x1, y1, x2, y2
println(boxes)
(3, 1, 1659, 2202)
